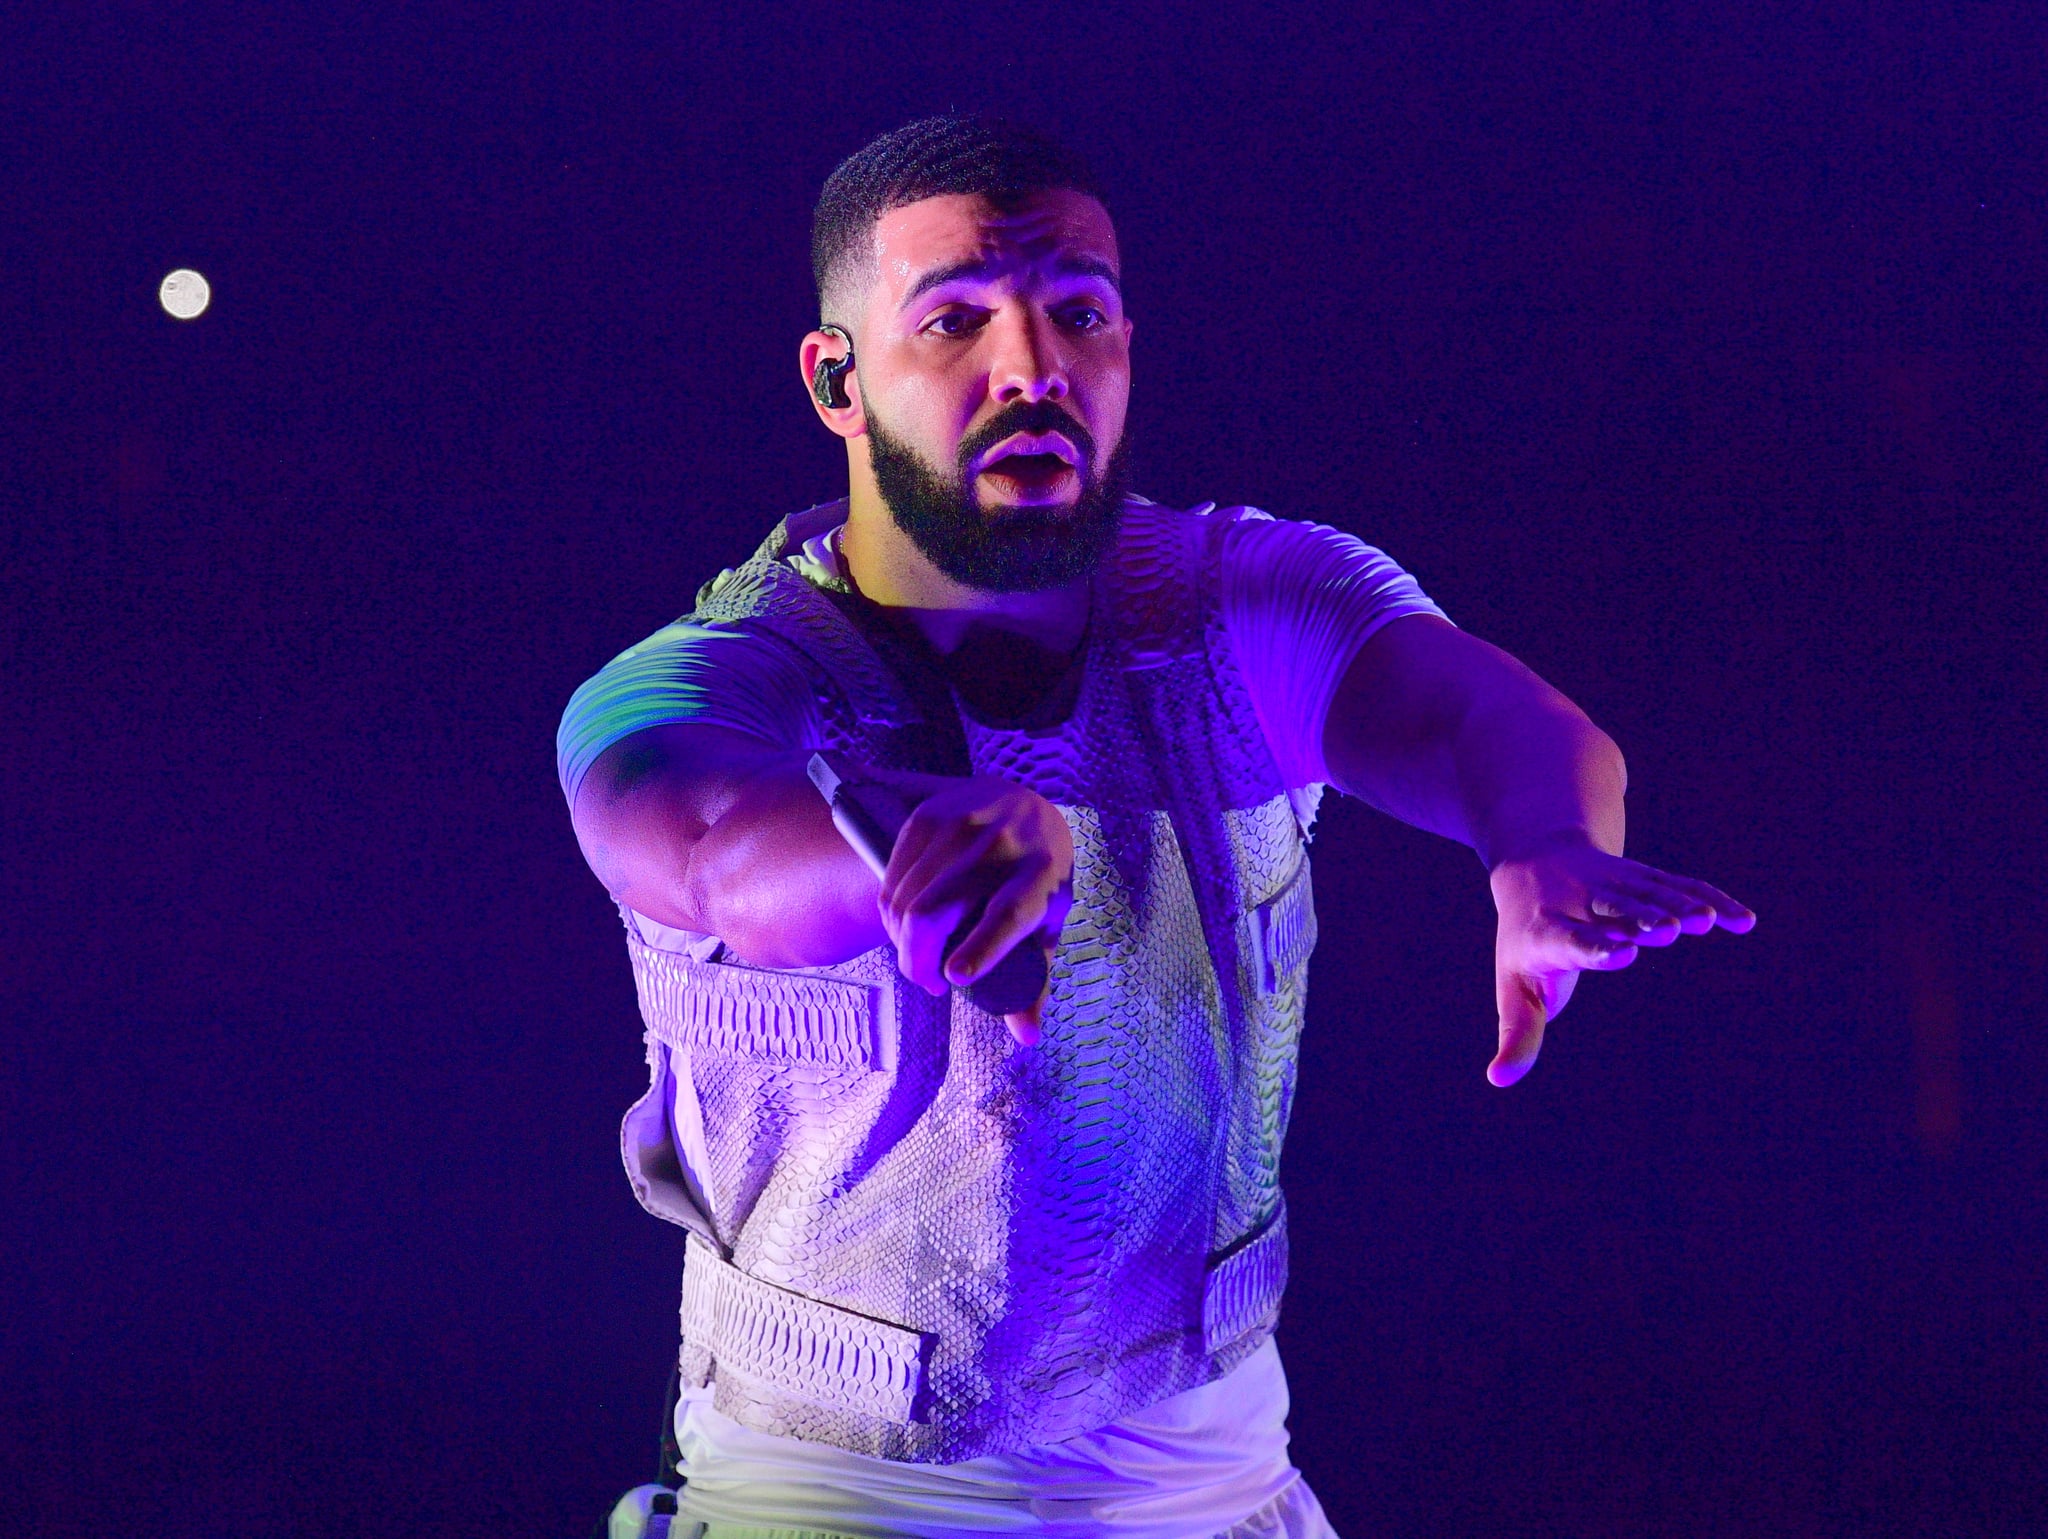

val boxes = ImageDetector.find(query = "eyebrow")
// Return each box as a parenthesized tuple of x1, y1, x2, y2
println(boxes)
(900, 253, 1122, 309)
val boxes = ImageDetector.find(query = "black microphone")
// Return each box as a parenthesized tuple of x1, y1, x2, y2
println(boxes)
(805, 753, 1049, 1017)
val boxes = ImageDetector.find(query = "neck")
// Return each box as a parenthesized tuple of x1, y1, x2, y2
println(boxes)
(839, 443, 1091, 656)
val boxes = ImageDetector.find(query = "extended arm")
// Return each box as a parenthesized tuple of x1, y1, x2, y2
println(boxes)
(1323, 614, 1753, 1085)
(570, 722, 1071, 1041)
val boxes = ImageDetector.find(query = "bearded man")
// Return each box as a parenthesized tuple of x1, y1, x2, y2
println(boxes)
(559, 116, 1752, 1538)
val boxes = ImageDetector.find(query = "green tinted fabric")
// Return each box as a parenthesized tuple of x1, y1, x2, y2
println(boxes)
(556, 622, 821, 804)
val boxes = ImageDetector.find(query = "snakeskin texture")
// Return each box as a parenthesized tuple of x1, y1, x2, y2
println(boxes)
(692, 501, 920, 735)
(616, 499, 1316, 1461)
(680, 1231, 926, 1423)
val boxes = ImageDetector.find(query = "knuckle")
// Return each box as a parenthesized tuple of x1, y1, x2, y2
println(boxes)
(906, 892, 959, 922)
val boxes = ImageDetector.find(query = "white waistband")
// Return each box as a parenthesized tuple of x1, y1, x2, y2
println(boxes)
(672, 1336, 1335, 1539)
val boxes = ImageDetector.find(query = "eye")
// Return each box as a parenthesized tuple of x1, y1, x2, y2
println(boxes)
(1058, 304, 1108, 333)
(922, 308, 987, 338)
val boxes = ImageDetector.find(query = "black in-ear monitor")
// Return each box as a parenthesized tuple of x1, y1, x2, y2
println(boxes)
(812, 324, 855, 409)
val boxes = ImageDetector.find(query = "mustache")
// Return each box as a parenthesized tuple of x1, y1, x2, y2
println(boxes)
(956, 401, 1099, 475)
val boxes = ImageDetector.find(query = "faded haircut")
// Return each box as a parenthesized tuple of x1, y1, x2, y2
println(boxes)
(810, 116, 1106, 325)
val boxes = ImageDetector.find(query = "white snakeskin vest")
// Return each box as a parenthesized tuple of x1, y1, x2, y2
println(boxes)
(617, 497, 1320, 1462)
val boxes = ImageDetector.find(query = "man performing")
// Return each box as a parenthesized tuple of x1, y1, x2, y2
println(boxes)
(558, 117, 1754, 1537)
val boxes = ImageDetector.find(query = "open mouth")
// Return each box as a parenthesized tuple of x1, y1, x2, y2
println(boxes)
(980, 452, 1076, 491)
(972, 433, 1083, 501)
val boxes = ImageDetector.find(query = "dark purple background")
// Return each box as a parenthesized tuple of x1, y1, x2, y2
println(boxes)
(6, 4, 2044, 1535)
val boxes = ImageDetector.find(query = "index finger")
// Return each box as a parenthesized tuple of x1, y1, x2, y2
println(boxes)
(1657, 872, 1756, 932)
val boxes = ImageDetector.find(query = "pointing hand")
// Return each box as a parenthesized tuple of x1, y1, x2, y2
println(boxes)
(1486, 834, 1754, 1086)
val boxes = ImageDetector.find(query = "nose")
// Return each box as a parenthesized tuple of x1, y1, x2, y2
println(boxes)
(987, 308, 1068, 405)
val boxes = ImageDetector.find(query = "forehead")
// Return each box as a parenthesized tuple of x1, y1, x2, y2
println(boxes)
(868, 189, 1120, 302)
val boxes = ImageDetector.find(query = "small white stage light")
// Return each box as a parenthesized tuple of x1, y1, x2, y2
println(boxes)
(159, 269, 211, 320)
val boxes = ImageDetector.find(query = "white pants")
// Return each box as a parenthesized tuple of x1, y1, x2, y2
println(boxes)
(659, 1337, 1340, 1539)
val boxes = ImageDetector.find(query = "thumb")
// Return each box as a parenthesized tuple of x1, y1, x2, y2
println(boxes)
(1489, 967, 1547, 1087)
(1002, 965, 1053, 1047)
(1003, 992, 1045, 1047)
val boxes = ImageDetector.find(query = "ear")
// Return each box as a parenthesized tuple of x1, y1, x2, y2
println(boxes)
(799, 328, 866, 439)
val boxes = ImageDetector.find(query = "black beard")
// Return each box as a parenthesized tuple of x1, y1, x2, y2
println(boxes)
(867, 400, 1130, 593)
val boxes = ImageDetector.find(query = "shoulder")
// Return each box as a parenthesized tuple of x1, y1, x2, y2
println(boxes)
(1213, 505, 1383, 568)
(1104, 495, 1266, 590)
(593, 618, 802, 675)
(1110, 497, 1419, 598)
(693, 499, 849, 622)
(1101, 495, 1337, 604)
(1209, 509, 1441, 619)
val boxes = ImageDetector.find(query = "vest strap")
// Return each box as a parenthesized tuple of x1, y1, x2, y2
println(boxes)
(1203, 1202, 1290, 1354)
(1248, 858, 1317, 994)
(681, 1232, 928, 1424)
(630, 939, 879, 1068)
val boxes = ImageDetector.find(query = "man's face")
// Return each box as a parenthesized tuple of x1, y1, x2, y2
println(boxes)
(850, 189, 1134, 591)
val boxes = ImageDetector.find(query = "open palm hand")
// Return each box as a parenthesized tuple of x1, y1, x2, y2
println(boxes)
(1486, 835, 1755, 1086)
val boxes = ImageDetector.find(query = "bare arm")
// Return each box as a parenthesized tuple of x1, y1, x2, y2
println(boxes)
(1322, 614, 1626, 866)
(571, 723, 883, 966)
(1323, 614, 1753, 1085)
(569, 722, 1071, 1040)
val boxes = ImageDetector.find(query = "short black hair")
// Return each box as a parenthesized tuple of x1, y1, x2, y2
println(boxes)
(811, 116, 1106, 322)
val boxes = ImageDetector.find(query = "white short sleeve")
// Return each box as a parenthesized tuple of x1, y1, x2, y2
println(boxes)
(1216, 510, 1449, 789)
(556, 622, 826, 806)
